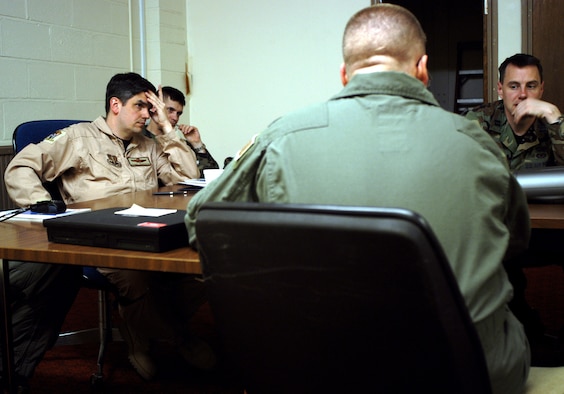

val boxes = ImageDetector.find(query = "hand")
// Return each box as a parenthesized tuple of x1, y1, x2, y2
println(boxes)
(146, 86, 173, 134)
(178, 124, 203, 146)
(512, 98, 561, 125)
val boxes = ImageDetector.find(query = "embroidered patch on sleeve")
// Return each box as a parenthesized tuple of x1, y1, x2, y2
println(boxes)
(235, 133, 258, 161)
(44, 130, 66, 143)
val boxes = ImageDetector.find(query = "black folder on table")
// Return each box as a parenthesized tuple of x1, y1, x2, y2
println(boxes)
(43, 207, 188, 252)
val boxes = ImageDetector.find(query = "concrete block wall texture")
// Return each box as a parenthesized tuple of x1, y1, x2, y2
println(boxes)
(145, 0, 189, 111)
(0, 0, 187, 146)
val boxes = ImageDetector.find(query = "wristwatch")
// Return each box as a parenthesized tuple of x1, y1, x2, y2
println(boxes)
(193, 144, 206, 153)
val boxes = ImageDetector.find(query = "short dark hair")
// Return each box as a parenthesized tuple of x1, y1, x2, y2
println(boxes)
(342, 4, 426, 75)
(162, 86, 186, 106)
(105, 72, 156, 113)
(498, 54, 543, 83)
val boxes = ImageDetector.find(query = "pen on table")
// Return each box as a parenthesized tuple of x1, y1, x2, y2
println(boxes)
(0, 208, 26, 222)
(152, 191, 189, 196)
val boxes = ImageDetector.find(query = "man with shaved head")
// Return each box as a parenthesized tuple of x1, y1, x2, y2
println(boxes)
(187, 5, 531, 392)
(341, 4, 428, 80)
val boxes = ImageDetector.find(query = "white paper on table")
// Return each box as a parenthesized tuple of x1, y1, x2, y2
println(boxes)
(0, 208, 91, 222)
(179, 178, 207, 188)
(114, 204, 177, 217)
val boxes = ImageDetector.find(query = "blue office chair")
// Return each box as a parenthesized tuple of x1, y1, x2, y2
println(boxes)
(195, 202, 493, 394)
(12, 119, 120, 387)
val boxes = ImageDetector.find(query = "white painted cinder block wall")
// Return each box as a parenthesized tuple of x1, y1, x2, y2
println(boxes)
(0, 0, 187, 145)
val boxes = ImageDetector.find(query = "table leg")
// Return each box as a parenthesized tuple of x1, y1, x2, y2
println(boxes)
(0, 259, 15, 394)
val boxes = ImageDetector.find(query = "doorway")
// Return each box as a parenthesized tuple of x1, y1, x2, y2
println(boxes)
(527, 0, 564, 112)
(375, 0, 485, 113)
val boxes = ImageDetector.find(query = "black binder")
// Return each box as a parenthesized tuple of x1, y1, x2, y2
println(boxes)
(43, 207, 188, 252)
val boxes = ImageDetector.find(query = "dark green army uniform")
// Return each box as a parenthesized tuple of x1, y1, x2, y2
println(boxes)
(191, 148, 219, 173)
(466, 99, 564, 366)
(187, 72, 531, 393)
(466, 100, 564, 171)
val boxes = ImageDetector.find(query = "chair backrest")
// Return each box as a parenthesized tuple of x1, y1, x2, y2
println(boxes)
(195, 202, 492, 394)
(12, 119, 88, 153)
(12, 119, 88, 200)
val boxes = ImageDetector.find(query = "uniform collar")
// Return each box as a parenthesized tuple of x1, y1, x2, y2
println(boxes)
(94, 116, 114, 136)
(331, 71, 440, 107)
(96, 116, 147, 140)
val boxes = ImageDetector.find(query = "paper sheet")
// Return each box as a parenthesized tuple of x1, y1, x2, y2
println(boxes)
(0, 208, 91, 222)
(179, 178, 207, 188)
(114, 204, 177, 217)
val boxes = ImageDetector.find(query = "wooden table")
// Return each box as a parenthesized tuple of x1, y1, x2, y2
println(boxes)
(528, 203, 564, 230)
(0, 186, 199, 393)
(3, 197, 560, 271)
(0, 187, 201, 274)
(2, 197, 559, 271)
(2, 194, 564, 393)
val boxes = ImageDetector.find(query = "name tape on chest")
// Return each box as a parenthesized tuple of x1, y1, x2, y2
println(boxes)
(128, 157, 151, 166)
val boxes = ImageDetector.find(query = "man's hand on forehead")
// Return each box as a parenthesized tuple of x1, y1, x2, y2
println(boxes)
(145, 89, 173, 133)
(145, 90, 161, 112)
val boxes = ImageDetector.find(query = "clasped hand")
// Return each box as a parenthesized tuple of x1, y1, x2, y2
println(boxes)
(512, 98, 561, 125)
(177, 125, 203, 146)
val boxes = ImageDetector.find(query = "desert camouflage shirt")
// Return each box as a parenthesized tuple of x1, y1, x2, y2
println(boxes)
(465, 100, 564, 171)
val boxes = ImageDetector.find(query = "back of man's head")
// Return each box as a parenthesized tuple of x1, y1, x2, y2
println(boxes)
(498, 53, 543, 83)
(342, 4, 426, 76)
(105, 72, 157, 113)
(162, 86, 186, 106)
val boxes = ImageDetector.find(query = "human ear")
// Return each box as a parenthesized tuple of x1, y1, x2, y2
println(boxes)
(340, 63, 349, 86)
(415, 55, 429, 86)
(109, 97, 121, 114)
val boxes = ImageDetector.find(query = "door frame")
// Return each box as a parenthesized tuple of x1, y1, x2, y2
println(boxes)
(485, 0, 496, 103)
(523, 0, 532, 53)
(486, 0, 530, 103)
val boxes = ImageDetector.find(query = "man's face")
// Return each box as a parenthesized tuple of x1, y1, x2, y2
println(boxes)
(498, 64, 544, 116)
(118, 92, 152, 133)
(163, 97, 184, 128)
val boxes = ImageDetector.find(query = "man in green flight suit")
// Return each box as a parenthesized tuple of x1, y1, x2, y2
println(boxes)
(186, 4, 531, 393)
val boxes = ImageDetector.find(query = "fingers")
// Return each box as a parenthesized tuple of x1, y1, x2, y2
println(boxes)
(145, 91, 163, 108)
(148, 85, 164, 110)
(513, 99, 562, 124)
(511, 102, 527, 123)
(178, 124, 199, 135)
(145, 91, 167, 121)
(145, 90, 172, 133)
(512, 99, 540, 120)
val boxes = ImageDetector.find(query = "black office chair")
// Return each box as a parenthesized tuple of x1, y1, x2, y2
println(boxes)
(195, 202, 492, 394)
(12, 119, 120, 387)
